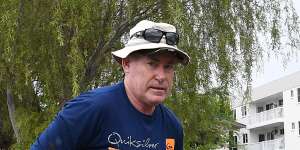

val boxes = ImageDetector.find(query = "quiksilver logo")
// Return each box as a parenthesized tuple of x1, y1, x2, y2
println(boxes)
(107, 132, 159, 149)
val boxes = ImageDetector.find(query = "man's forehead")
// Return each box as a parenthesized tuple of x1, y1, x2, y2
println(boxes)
(146, 52, 179, 63)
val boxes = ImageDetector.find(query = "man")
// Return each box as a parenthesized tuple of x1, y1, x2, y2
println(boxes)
(31, 20, 190, 150)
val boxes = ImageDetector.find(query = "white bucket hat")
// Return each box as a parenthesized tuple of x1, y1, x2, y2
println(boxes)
(112, 20, 190, 65)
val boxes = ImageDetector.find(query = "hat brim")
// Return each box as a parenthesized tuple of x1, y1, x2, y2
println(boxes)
(112, 42, 190, 65)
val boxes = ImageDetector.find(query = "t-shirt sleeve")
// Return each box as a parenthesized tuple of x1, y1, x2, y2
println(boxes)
(30, 92, 101, 150)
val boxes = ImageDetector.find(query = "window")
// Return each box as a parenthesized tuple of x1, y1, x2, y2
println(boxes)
(292, 122, 295, 129)
(241, 106, 247, 117)
(267, 132, 274, 140)
(234, 136, 237, 145)
(291, 90, 294, 97)
(298, 88, 300, 102)
(259, 134, 265, 142)
(299, 121, 300, 135)
(230, 136, 238, 150)
(278, 99, 283, 106)
(257, 106, 264, 113)
(274, 128, 278, 134)
(243, 134, 248, 143)
(266, 103, 274, 110)
(280, 128, 284, 135)
(233, 109, 236, 120)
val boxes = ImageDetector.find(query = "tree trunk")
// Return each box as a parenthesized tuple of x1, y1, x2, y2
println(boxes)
(0, 106, 2, 130)
(6, 87, 20, 143)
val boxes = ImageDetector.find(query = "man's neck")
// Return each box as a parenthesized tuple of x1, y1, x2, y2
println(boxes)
(124, 80, 155, 115)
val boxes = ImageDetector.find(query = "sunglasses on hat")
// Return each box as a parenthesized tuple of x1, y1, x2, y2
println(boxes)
(130, 28, 179, 45)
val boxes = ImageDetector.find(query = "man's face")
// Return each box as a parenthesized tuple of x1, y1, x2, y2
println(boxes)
(123, 51, 177, 108)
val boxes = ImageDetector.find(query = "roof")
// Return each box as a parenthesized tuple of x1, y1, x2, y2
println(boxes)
(232, 121, 246, 129)
(252, 71, 300, 100)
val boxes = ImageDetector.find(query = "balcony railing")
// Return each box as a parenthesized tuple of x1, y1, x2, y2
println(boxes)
(248, 107, 283, 126)
(245, 137, 284, 150)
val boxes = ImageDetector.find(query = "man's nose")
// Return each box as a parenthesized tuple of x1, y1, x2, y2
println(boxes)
(154, 65, 167, 82)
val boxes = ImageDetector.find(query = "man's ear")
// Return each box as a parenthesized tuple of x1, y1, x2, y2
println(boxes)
(121, 58, 130, 74)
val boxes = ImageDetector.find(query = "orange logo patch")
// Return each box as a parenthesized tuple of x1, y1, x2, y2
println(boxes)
(166, 138, 175, 150)
(108, 147, 119, 150)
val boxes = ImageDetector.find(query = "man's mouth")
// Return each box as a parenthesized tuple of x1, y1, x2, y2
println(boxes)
(149, 86, 167, 92)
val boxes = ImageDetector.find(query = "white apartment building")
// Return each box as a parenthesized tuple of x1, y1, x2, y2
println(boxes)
(232, 71, 300, 150)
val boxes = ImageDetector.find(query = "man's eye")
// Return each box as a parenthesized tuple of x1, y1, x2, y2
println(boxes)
(148, 62, 157, 67)
(164, 64, 174, 70)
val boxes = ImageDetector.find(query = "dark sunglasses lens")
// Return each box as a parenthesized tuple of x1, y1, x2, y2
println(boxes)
(166, 32, 178, 45)
(144, 29, 163, 43)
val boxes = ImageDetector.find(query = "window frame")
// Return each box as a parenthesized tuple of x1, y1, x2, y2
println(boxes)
(280, 128, 284, 135)
(233, 109, 236, 120)
(299, 121, 300, 135)
(266, 132, 274, 140)
(278, 99, 283, 106)
(259, 134, 265, 142)
(266, 103, 274, 111)
(298, 88, 300, 102)
(243, 133, 248, 143)
(241, 106, 247, 117)
(257, 106, 264, 113)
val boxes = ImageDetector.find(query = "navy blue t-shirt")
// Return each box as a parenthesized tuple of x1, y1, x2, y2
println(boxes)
(31, 82, 183, 150)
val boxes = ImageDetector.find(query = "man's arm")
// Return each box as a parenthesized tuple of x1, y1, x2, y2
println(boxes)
(31, 93, 98, 150)
(30, 113, 76, 150)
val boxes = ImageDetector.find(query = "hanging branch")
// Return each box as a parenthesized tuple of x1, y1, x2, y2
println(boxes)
(80, 2, 159, 90)
(6, 87, 20, 143)
(5, 0, 25, 144)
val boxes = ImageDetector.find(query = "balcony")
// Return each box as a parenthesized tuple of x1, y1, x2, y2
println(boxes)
(248, 107, 283, 129)
(245, 137, 285, 150)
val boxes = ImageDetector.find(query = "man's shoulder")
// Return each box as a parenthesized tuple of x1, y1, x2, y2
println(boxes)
(65, 82, 125, 109)
(89, 82, 124, 97)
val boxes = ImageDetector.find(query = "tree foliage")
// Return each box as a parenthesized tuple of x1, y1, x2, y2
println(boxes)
(0, 0, 299, 149)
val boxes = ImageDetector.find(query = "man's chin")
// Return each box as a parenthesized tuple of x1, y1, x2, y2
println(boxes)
(148, 96, 166, 104)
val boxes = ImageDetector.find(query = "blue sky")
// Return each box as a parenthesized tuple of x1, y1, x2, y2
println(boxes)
(252, 0, 300, 87)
